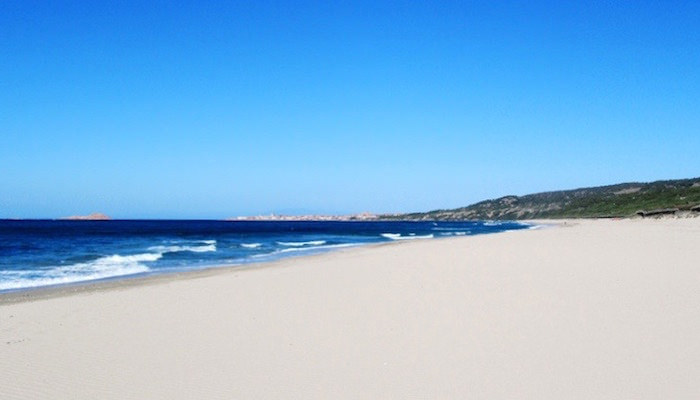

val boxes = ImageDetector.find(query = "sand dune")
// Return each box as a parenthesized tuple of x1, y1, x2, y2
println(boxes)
(2, 218, 699, 399)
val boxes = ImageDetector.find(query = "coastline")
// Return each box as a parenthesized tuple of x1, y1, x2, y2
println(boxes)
(2, 218, 699, 399)
(0, 239, 405, 305)
(0, 219, 527, 294)
(0, 221, 531, 304)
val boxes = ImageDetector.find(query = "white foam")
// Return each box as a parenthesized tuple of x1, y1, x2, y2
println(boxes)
(440, 231, 468, 236)
(241, 243, 262, 248)
(148, 243, 217, 253)
(381, 233, 434, 240)
(249, 243, 361, 259)
(0, 252, 158, 291)
(276, 240, 326, 247)
(277, 243, 360, 253)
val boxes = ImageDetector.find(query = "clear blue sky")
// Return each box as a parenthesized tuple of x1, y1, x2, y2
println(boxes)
(1, 1, 699, 218)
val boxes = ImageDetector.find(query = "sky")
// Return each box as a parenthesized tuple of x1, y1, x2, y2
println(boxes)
(1, 1, 699, 218)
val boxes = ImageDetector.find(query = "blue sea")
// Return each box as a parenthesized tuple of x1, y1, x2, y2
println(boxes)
(0, 220, 530, 292)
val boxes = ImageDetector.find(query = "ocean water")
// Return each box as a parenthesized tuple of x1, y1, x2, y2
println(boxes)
(0, 220, 530, 292)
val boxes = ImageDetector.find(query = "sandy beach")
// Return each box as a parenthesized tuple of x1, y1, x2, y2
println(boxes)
(1, 218, 699, 399)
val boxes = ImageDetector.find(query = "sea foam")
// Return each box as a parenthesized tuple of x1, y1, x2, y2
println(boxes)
(381, 233, 434, 240)
(440, 231, 468, 236)
(277, 243, 359, 253)
(276, 240, 327, 247)
(148, 242, 217, 253)
(0, 252, 158, 291)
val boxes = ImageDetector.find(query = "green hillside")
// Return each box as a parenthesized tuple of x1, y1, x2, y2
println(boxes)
(385, 177, 700, 220)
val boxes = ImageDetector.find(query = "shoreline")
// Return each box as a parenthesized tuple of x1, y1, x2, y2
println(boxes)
(0, 217, 677, 304)
(3, 218, 699, 399)
(0, 220, 531, 300)
(0, 222, 537, 305)
(2, 231, 504, 305)
(0, 239, 408, 305)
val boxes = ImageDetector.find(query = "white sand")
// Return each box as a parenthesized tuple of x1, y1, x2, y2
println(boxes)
(1, 218, 699, 399)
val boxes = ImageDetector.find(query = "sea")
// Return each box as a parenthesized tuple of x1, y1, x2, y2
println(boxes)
(0, 220, 530, 292)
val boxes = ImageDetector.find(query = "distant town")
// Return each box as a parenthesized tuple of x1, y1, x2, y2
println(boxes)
(228, 212, 383, 221)
(60, 213, 111, 221)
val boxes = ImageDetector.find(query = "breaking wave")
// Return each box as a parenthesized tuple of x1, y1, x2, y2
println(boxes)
(148, 242, 217, 253)
(439, 231, 469, 236)
(0, 240, 218, 291)
(277, 243, 360, 253)
(381, 233, 434, 240)
(0, 253, 158, 291)
(276, 240, 327, 247)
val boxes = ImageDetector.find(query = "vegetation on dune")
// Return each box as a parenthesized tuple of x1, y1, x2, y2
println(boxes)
(383, 178, 700, 220)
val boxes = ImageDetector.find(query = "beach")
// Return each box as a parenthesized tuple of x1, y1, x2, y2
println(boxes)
(1, 218, 699, 399)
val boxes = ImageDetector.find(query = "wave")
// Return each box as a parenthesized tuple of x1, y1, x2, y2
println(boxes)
(381, 233, 434, 240)
(277, 243, 360, 253)
(0, 252, 158, 291)
(148, 242, 216, 253)
(276, 240, 327, 247)
(241, 243, 262, 248)
(483, 221, 502, 226)
(439, 231, 468, 236)
(249, 243, 361, 259)
(0, 239, 219, 291)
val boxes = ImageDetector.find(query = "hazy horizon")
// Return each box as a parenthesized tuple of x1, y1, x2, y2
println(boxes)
(2, 2, 699, 219)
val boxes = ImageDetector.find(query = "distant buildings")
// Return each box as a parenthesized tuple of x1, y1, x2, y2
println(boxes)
(229, 212, 379, 221)
(60, 213, 111, 220)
